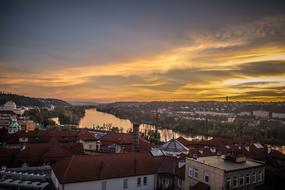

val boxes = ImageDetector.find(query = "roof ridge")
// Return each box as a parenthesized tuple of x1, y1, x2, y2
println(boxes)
(157, 156, 166, 172)
(62, 156, 75, 181)
(134, 157, 137, 175)
(98, 160, 104, 178)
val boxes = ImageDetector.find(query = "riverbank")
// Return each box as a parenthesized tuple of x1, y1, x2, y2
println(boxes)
(96, 106, 285, 146)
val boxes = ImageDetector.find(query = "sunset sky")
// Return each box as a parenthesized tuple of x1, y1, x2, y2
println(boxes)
(0, 0, 285, 102)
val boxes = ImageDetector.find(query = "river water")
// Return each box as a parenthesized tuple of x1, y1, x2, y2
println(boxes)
(78, 108, 209, 142)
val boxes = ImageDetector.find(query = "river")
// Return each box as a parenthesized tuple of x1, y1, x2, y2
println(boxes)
(78, 108, 209, 142)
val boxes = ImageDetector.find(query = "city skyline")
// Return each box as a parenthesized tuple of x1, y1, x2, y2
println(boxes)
(1, 0, 285, 102)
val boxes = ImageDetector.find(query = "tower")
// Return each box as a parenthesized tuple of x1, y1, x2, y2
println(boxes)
(132, 123, 140, 152)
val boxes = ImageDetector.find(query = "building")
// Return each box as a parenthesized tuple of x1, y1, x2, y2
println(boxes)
(0, 101, 25, 115)
(18, 120, 37, 131)
(0, 165, 54, 190)
(0, 142, 84, 167)
(2, 101, 17, 110)
(99, 133, 154, 153)
(0, 109, 35, 132)
(253, 110, 269, 119)
(8, 119, 21, 134)
(185, 155, 265, 190)
(272, 112, 285, 119)
(51, 152, 185, 190)
(0, 110, 17, 129)
(1, 129, 99, 153)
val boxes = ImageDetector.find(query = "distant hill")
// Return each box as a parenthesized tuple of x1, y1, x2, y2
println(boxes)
(0, 92, 71, 107)
(70, 101, 99, 106)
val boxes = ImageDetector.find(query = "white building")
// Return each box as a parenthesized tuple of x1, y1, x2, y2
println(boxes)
(253, 111, 269, 119)
(51, 152, 184, 190)
(238, 112, 251, 116)
(272, 112, 285, 119)
(0, 101, 25, 115)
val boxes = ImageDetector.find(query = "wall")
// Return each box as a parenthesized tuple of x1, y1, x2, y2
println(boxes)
(56, 174, 155, 190)
(80, 140, 97, 151)
(185, 158, 224, 190)
(184, 158, 265, 190)
(224, 167, 265, 190)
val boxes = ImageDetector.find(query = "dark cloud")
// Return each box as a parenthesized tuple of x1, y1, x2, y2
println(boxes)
(229, 88, 285, 99)
(233, 81, 280, 89)
(236, 60, 285, 76)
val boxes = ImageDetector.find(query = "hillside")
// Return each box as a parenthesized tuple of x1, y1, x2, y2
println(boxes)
(0, 92, 71, 107)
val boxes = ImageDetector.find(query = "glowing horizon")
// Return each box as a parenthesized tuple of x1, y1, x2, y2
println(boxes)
(1, 0, 285, 102)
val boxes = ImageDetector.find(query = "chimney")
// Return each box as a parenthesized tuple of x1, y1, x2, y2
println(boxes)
(224, 152, 246, 163)
(132, 123, 140, 152)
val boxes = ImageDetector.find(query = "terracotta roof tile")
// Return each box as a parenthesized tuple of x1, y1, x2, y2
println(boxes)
(52, 152, 184, 184)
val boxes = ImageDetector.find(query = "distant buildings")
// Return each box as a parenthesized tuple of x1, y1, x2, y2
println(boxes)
(272, 112, 285, 119)
(253, 110, 269, 119)
(8, 119, 21, 134)
(0, 101, 36, 133)
(0, 101, 26, 115)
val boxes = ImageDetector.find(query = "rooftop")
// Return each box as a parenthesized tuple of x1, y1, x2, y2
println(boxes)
(160, 139, 189, 153)
(52, 152, 184, 184)
(189, 156, 264, 172)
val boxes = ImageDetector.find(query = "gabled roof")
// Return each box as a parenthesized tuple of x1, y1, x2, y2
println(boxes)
(160, 139, 189, 153)
(100, 133, 134, 144)
(52, 152, 162, 183)
(100, 133, 155, 152)
(4, 129, 97, 143)
(52, 152, 186, 184)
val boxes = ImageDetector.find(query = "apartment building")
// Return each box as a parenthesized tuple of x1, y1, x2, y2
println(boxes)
(185, 155, 265, 190)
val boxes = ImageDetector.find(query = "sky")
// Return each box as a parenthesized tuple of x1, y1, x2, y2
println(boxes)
(0, 0, 285, 102)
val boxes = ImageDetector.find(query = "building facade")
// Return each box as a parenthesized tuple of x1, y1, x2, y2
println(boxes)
(52, 173, 155, 190)
(185, 155, 265, 190)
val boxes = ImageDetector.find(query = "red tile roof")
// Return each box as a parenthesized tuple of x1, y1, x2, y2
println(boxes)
(191, 182, 210, 190)
(4, 129, 97, 144)
(52, 152, 161, 183)
(100, 133, 155, 152)
(100, 133, 135, 144)
(52, 152, 185, 184)
(0, 142, 84, 167)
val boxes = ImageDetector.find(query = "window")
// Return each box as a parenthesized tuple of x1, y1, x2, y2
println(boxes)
(177, 178, 182, 187)
(143, 176, 147, 185)
(246, 174, 250, 185)
(226, 177, 231, 189)
(239, 175, 244, 186)
(233, 176, 238, 188)
(123, 179, 128, 189)
(257, 171, 262, 182)
(204, 171, 209, 183)
(137, 177, 141, 187)
(101, 181, 106, 190)
(188, 167, 194, 177)
(194, 168, 198, 179)
(252, 172, 256, 184)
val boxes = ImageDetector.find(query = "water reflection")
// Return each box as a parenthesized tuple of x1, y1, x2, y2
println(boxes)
(79, 108, 209, 142)
(50, 117, 60, 125)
